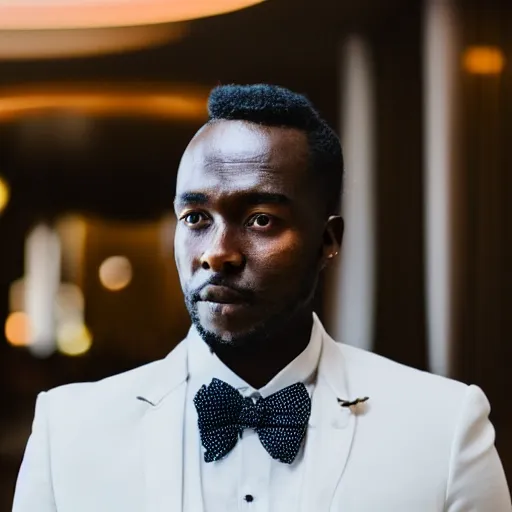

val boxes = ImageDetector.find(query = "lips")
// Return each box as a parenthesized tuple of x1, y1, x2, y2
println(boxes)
(199, 285, 249, 305)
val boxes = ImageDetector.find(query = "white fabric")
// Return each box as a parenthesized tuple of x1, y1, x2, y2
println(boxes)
(12, 314, 512, 511)
(184, 320, 321, 512)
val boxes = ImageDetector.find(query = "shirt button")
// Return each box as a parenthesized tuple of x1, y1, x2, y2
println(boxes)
(244, 495, 254, 503)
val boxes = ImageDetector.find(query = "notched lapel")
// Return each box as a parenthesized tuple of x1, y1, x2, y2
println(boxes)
(300, 323, 357, 512)
(141, 385, 187, 512)
(138, 341, 188, 512)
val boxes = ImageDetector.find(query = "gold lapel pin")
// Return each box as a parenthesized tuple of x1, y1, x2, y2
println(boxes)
(337, 397, 369, 408)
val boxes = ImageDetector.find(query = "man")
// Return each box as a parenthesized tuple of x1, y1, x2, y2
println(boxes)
(13, 84, 511, 511)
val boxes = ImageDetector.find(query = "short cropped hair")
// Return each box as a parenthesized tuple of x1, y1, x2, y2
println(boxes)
(207, 84, 344, 215)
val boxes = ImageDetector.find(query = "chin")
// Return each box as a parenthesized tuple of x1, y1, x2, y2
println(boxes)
(191, 309, 271, 351)
(186, 296, 306, 351)
(195, 302, 260, 338)
(198, 318, 261, 348)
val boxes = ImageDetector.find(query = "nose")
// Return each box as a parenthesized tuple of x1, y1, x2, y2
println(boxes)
(199, 229, 245, 273)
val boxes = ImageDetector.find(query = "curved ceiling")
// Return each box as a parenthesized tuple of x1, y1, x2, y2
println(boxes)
(0, 0, 265, 29)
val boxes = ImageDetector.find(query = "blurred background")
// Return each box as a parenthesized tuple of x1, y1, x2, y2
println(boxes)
(0, 0, 510, 507)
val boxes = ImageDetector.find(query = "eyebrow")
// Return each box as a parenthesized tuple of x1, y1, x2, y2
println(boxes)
(245, 192, 291, 205)
(174, 192, 208, 206)
(174, 191, 291, 207)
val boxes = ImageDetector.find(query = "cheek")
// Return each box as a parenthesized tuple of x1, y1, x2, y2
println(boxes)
(250, 231, 313, 281)
(174, 229, 200, 277)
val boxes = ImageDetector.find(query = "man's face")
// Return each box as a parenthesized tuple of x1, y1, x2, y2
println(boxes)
(174, 120, 334, 347)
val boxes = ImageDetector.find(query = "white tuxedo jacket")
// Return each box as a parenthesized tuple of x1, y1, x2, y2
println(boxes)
(13, 320, 511, 511)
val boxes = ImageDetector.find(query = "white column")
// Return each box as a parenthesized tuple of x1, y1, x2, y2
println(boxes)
(25, 223, 61, 357)
(326, 35, 376, 351)
(423, 0, 460, 376)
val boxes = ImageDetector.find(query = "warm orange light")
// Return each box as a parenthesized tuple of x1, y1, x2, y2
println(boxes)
(0, 24, 188, 60)
(463, 46, 506, 75)
(0, 84, 208, 122)
(5, 312, 32, 347)
(99, 256, 133, 291)
(0, 0, 266, 30)
(0, 177, 10, 214)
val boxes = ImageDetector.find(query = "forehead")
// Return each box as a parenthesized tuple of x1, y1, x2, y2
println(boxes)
(176, 120, 309, 198)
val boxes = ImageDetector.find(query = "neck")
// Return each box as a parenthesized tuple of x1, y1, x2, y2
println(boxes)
(212, 309, 314, 389)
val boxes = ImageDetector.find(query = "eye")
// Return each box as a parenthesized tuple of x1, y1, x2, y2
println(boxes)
(181, 212, 209, 227)
(247, 214, 273, 229)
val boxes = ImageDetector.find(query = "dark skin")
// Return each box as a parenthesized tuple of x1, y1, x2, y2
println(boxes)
(174, 120, 343, 388)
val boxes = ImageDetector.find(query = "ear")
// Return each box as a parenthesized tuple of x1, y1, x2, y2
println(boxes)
(321, 215, 344, 268)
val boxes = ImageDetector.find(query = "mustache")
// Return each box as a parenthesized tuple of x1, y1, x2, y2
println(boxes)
(189, 275, 255, 303)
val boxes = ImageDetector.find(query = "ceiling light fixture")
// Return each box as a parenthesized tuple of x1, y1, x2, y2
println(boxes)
(0, 24, 188, 60)
(0, 0, 266, 30)
(0, 84, 209, 122)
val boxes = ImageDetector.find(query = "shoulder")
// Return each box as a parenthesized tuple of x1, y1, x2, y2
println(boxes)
(320, 333, 510, 507)
(324, 344, 510, 508)
(332, 340, 481, 426)
(46, 357, 162, 401)
(333, 340, 492, 451)
(339, 341, 468, 398)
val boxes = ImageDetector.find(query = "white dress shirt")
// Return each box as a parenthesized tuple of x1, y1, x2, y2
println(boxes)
(183, 321, 322, 512)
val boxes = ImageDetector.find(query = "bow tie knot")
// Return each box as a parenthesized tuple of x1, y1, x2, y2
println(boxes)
(239, 397, 265, 430)
(194, 378, 311, 464)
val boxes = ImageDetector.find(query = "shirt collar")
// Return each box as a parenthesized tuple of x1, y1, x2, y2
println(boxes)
(186, 314, 322, 398)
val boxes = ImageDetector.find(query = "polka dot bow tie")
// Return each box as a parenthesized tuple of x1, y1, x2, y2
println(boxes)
(194, 378, 311, 464)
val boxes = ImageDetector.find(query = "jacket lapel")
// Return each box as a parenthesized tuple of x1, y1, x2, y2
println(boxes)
(136, 318, 356, 512)
(137, 341, 189, 512)
(300, 321, 357, 511)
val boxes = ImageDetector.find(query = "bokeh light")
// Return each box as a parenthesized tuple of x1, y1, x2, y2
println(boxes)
(0, 176, 10, 214)
(463, 46, 506, 75)
(56, 283, 85, 315)
(56, 321, 93, 356)
(99, 256, 133, 291)
(5, 312, 31, 347)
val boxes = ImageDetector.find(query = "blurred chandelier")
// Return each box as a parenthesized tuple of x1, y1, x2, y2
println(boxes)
(0, 0, 265, 59)
(0, 0, 266, 30)
(0, 24, 189, 60)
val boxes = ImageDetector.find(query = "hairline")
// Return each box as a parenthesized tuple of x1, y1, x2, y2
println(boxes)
(188, 118, 335, 217)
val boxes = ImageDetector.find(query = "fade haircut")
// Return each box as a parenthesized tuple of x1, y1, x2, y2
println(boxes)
(207, 84, 344, 215)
